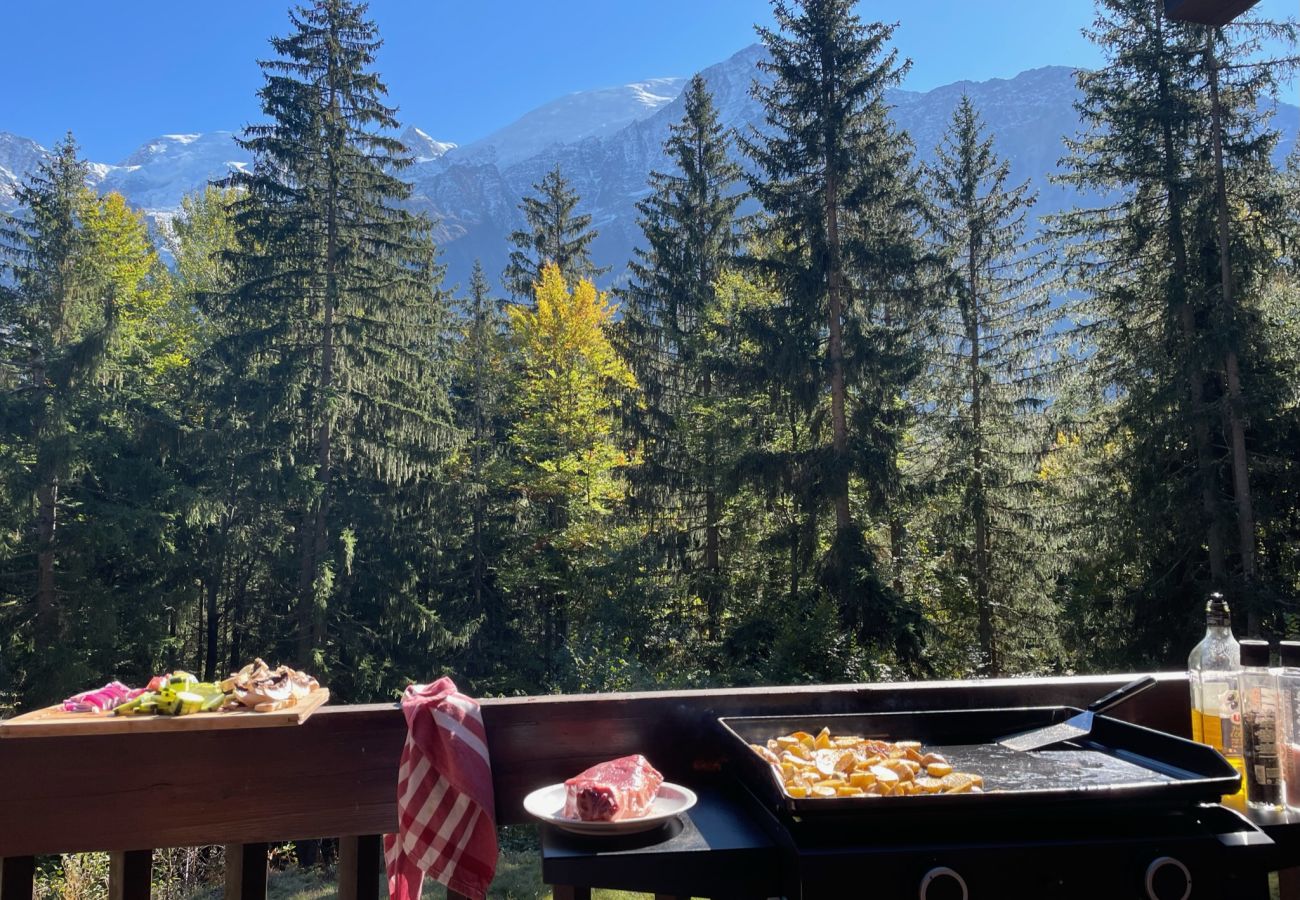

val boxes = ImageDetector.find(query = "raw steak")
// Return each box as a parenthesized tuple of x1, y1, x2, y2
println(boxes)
(563, 754, 664, 821)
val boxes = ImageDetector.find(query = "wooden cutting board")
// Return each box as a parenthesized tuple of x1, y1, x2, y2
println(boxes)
(0, 688, 329, 738)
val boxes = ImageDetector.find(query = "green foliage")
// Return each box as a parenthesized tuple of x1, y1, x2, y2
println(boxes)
(618, 76, 746, 640)
(908, 96, 1065, 676)
(500, 264, 638, 684)
(1050, 0, 1299, 665)
(0, 136, 187, 706)
(740, 0, 929, 665)
(211, 0, 464, 695)
(503, 165, 608, 301)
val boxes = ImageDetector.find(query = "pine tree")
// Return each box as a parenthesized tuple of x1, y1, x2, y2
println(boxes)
(503, 165, 607, 301)
(446, 260, 515, 678)
(916, 97, 1061, 675)
(0, 137, 188, 703)
(1053, 0, 1297, 659)
(0, 136, 105, 662)
(742, 0, 927, 657)
(169, 185, 272, 680)
(620, 75, 744, 637)
(221, 0, 458, 684)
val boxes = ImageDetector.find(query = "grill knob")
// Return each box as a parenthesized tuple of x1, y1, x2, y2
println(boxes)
(919, 866, 968, 900)
(1145, 856, 1192, 900)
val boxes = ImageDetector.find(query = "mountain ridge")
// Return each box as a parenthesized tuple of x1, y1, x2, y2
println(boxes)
(2, 45, 1296, 290)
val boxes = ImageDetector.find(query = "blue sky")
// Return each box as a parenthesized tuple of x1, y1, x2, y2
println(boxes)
(1, 0, 1295, 163)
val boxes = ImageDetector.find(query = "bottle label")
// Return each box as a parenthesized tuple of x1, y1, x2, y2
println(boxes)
(1200, 683, 1244, 754)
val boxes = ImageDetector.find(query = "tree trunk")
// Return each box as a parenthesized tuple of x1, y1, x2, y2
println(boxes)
(1206, 32, 1258, 627)
(31, 350, 59, 644)
(704, 486, 721, 636)
(203, 565, 221, 682)
(821, 38, 851, 535)
(702, 370, 722, 638)
(1155, 12, 1227, 586)
(229, 562, 249, 675)
(968, 239, 995, 675)
(35, 479, 58, 638)
(824, 168, 852, 534)
(298, 74, 342, 665)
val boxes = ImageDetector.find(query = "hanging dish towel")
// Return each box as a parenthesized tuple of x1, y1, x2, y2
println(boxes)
(385, 677, 498, 900)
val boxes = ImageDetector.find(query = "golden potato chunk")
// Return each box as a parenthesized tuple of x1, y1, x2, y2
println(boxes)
(754, 729, 986, 800)
(914, 776, 944, 794)
(869, 764, 899, 786)
(814, 749, 841, 776)
(939, 772, 977, 793)
(849, 771, 878, 788)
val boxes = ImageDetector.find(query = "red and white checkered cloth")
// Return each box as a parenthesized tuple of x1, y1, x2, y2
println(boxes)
(385, 677, 498, 900)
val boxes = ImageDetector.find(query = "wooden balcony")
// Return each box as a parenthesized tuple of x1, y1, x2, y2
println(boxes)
(0, 672, 1295, 898)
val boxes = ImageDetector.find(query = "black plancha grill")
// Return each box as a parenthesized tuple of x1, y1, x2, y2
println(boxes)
(718, 707, 1282, 899)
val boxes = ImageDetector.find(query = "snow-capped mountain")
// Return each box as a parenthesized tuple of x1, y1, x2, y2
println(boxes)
(400, 126, 456, 163)
(98, 132, 250, 210)
(0, 131, 50, 207)
(450, 77, 688, 168)
(2, 43, 1296, 293)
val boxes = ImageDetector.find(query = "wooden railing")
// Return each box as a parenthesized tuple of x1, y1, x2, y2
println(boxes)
(0, 671, 1285, 898)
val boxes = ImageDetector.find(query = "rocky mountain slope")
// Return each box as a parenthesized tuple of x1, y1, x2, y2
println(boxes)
(3, 43, 1296, 292)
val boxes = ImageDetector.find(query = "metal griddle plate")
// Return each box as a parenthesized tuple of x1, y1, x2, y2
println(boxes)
(718, 707, 1241, 820)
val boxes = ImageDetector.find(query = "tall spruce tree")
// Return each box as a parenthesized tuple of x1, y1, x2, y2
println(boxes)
(743, 0, 927, 657)
(1054, 0, 1297, 659)
(445, 259, 517, 681)
(0, 137, 104, 664)
(503, 165, 607, 300)
(916, 97, 1061, 675)
(620, 75, 744, 637)
(221, 0, 458, 685)
(0, 138, 188, 703)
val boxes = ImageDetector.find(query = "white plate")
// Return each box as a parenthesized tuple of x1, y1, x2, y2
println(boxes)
(522, 781, 698, 835)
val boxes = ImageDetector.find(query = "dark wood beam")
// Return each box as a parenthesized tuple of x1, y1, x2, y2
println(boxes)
(337, 835, 382, 900)
(1166, 0, 1262, 25)
(0, 857, 35, 900)
(223, 843, 268, 900)
(108, 850, 152, 900)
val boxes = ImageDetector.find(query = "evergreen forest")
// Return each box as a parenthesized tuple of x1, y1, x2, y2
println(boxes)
(2, 0, 1299, 714)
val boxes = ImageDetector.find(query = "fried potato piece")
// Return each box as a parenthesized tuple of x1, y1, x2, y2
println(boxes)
(749, 728, 987, 800)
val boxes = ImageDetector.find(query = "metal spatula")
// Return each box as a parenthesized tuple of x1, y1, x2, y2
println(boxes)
(998, 676, 1159, 752)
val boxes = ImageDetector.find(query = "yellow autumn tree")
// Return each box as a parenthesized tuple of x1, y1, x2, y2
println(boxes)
(83, 192, 193, 378)
(504, 263, 638, 681)
(508, 262, 636, 525)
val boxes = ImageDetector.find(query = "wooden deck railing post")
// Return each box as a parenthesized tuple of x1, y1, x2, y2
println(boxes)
(337, 835, 382, 900)
(108, 850, 152, 900)
(223, 843, 267, 900)
(0, 857, 35, 900)
(550, 886, 591, 900)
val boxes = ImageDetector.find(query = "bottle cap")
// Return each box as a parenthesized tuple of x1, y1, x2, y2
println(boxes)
(1240, 639, 1270, 668)
(1206, 592, 1231, 626)
(1280, 641, 1300, 668)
